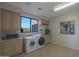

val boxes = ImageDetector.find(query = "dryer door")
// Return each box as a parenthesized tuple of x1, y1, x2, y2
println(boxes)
(38, 37, 45, 46)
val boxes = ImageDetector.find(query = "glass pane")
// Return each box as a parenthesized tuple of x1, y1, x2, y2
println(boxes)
(21, 17, 30, 32)
(31, 19, 38, 32)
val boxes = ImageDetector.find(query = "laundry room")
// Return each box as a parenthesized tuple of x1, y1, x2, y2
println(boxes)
(0, 2, 79, 57)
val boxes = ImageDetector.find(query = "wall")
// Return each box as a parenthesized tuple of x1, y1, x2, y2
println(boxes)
(50, 11, 79, 51)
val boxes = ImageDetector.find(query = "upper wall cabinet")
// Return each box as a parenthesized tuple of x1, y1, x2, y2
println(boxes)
(1, 8, 20, 32)
(41, 19, 49, 25)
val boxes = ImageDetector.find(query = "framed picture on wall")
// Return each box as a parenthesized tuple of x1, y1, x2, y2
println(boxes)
(60, 21, 75, 34)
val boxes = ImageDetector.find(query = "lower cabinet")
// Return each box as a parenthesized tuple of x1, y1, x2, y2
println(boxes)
(2, 39, 23, 56)
(0, 40, 1, 56)
(44, 34, 51, 45)
(0, 8, 1, 56)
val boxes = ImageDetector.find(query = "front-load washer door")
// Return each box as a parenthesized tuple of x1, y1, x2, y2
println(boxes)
(38, 37, 45, 46)
(27, 40, 37, 53)
(30, 41, 35, 47)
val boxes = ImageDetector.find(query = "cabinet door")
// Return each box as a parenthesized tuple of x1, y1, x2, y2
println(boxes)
(41, 19, 49, 25)
(15, 39, 23, 54)
(2, 39, 23, 56)
(2, 42, 16, 56)
(0, 9, 1, 31)
(45, 20, 49, 25)
(1, 9, 12, 30)
(12, 12, 20, 30)
(1, 8, 20, 32)
(45, 35, 51, 45)
(41, 19, 45, 25)
(0, 40, 1, 56)
(2, 39, 16, 56)
(0, 8, 1, 56)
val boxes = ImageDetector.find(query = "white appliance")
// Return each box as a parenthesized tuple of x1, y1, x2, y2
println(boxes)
(23, 34, 45, 53)
(35, 34, 45, 49)
(23, 36, 38, 53)
(37, 35, 45, 49)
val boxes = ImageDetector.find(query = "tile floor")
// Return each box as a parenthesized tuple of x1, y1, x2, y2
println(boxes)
(15, 44, 79, 57)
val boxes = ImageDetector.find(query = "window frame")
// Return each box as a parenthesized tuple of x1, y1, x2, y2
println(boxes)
(20, 16, 31, 33)
(31, 18, 38, 32)
(20, 16, 38, 33)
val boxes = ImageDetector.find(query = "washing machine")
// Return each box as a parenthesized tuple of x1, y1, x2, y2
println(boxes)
(23, 36, 38, 53)
(36, 34, 45, 49)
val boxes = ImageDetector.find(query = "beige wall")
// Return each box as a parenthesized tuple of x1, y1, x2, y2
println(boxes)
(50, 11, 79, 51)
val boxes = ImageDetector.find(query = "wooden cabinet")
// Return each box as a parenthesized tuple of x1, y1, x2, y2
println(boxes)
(12, 13, 20, 30)
(0, 8, 1, 56)
(1, 8, 21, 56)
(0, 40, 1, 56)
(0, 9, 1, 31)
(0, 8, 21, 56)
(2, 39, 23, 56)
(1, 8, 20, 32)
(41, 19, 49, 25)
(44, 34, 52, 46)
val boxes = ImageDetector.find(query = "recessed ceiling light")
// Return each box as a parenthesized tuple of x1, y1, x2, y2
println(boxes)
(54, 2, 78, 11)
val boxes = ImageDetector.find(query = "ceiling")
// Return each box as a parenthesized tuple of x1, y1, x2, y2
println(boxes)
(4, 2, 79, 18)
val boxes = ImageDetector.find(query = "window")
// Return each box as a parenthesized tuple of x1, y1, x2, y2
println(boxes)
(20, 16, 31, 33)
(20, 16, 38, 33)
(31, 19, 38, 32)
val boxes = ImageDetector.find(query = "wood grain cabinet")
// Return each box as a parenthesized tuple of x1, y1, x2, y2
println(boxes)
(0, 8, 21, 56)
(0, 8, 1, 56)
(2, 39, 23, 56)
(41, 19, 49, 25)
(1, 8, 20, 32)
(0, 40, 1, 56)
(44, 34, 52, 46)
(1, 8, 20, 56)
